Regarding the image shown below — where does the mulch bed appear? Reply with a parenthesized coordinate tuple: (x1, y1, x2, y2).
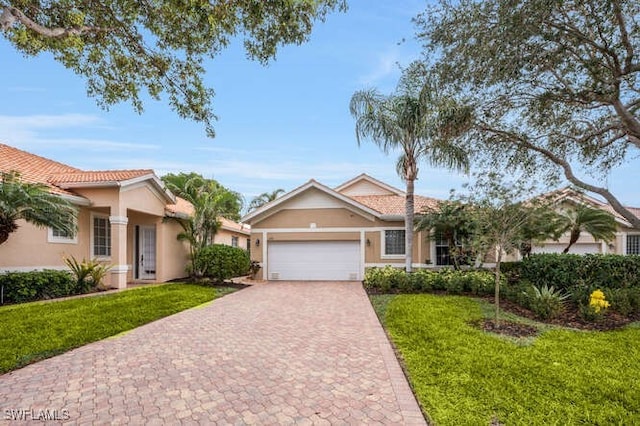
(472, 318, 538, 338)
(484, 296, 639, 332)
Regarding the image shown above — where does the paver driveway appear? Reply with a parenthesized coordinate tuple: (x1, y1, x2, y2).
(1, 282, 425, 425)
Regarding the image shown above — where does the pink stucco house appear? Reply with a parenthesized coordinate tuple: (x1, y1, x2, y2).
(0, 143, 250, 288)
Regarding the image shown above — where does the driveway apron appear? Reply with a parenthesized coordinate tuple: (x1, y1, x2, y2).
(1, 282, 425, 425)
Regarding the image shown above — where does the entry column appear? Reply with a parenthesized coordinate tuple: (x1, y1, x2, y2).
(109, 215, 129, 289)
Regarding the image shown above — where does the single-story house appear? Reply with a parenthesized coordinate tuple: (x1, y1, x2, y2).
(528, 187, 640, 256)
(242, 174, 441, 281)
(0, 143, 249, 288)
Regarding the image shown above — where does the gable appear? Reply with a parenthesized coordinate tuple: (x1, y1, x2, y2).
(335, 174, 404, 197)
(282, 187, 353, 210)
(338, 179, 399, 196)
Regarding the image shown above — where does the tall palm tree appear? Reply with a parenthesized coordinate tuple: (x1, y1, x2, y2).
(558, 205, 617, 253)
(248, 189, 285, 212)
(0, 171, 77, 245)
(350, 65, 469, 272)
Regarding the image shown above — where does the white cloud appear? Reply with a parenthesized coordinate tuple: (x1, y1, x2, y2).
(357, 49, 403, 87)
(0, 113, 158, 152)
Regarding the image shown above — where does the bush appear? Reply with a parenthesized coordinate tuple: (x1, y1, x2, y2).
(193, 244, 250, 282)
(519, 254, 640, 292)
(364, 266, 406, 292)
(364, 267, 496, 295)
(64, 256, 112, 292)
(0, 270, 76, 304)
(527, 284, 570, 320)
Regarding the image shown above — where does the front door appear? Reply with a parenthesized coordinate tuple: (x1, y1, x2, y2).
(138, 226, 156, 280)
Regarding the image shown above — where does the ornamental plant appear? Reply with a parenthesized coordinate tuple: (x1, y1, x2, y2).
(589, 289, 610, 314)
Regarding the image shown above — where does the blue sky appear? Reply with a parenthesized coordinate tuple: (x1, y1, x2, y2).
(1, 0, 638, 208)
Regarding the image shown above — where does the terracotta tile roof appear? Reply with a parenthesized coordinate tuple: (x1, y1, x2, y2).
(349, 194, 439, 216)
(602, 204, 640, 223)
(166, 197, 194, 217)
(220, 217, 251, 235)
(48, 169, 154, 184)
(0, 143, 81, 195)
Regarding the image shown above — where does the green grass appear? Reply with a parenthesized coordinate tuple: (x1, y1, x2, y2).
(373, 294, 640, 425)
(0, 284, 236, 374)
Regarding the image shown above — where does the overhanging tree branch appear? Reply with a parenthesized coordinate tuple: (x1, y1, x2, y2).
(0, 6, 108, 36)
(477, 124, 640, 229)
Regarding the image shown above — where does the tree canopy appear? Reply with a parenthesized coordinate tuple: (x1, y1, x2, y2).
(248, 188, 285, 212)
(0, 171, 77, 245)
(416, 0, 640, 228)
(1, 0, 346, 136)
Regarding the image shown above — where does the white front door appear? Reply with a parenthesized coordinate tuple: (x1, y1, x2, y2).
(139, 226, 157, 280)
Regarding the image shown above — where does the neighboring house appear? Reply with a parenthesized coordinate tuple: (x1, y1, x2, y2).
(529, 187, 640, 256)
(216, 217, 251, 251)
(0, 143, 248, 288)
(241, 174, 440, 281)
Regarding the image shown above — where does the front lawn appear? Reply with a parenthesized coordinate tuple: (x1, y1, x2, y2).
(0, 284, 236, 374)
(374, 294, 640, 425)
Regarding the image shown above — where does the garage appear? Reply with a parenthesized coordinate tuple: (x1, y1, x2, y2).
(267, 241, 361, 281)
(531, 243, 601, 254)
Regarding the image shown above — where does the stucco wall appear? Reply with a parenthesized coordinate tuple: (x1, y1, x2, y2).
(0, 208, 92, 270)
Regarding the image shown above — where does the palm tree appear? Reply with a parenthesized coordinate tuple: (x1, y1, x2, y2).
(558, 205, 617, 253)
(248, 189, 285, 212)
(162, 173, 244, 276)
(0, 171, 77, 245)
(350, 64, 469, 272)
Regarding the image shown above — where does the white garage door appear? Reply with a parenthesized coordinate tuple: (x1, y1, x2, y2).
(267, 241, 361, 281)
(531, 243, 601, 254)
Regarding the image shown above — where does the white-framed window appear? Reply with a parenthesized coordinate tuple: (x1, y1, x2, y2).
(91, 213, 111, 258)
(231, 236, 239, 248)
(382, 229, 405, 257)
(627, 235, 640, 255)
(48, 226, 77, 244)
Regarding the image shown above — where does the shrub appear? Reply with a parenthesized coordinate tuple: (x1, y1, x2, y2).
(465, 271, 495, 295)
(519, 254, 640, 292)
(527, 284, 570, 320)
(64, 256, 112, 292)
(364, 266, 406, 292)
(193, 244, 250, 282)
(0, 270, 75, 304)
(500, 261, 522, 284)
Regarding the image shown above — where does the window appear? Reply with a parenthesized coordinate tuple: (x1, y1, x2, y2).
(383, 230, 405, 256)
(246, 238, 251, 251)
(435, 232, 451, 266)
(231, 236, 239, 248)
(627, 235, 640, 255)
(92, 215, 111, 257)
(48, 226, 77, 244)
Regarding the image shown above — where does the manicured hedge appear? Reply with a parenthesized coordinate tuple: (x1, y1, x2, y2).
(513, 254, 640, 291)
(0, 270, 76, 304)
(364, 266, 496, 296)
(194, 244, 250, 282)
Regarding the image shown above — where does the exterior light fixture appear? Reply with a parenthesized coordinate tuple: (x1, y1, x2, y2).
(255, 238, 260, 247)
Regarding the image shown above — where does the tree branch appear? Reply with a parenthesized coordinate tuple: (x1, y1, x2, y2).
(0, 6, 108, 37)
(477, 124, 640, 229)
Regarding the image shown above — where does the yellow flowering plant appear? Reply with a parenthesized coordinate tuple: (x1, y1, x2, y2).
(589, 289, 610, 314)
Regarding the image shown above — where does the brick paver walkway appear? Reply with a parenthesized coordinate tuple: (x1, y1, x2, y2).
(1, 282, 425, 425)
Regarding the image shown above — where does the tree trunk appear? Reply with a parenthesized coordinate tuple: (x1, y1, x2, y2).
(562, 228, 580, 254)
(494, 247, 503, 326)
(405, 178, 415, 273)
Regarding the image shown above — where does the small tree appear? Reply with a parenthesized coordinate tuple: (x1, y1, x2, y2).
(415, 199, 475, 269)
(461, 174, 555, 326)
(0, 171, 77, 245)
